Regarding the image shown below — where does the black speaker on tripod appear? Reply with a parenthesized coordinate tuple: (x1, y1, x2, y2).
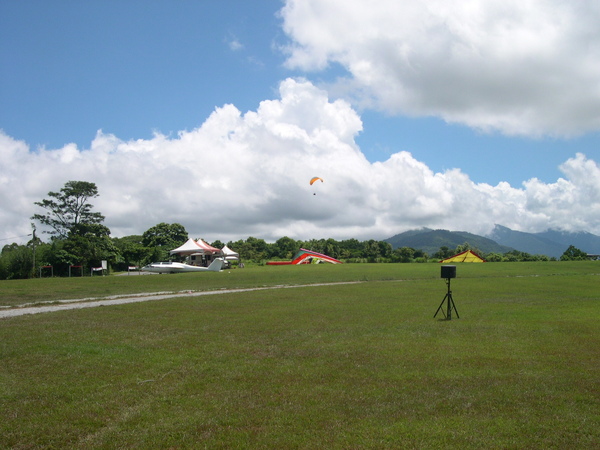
(434, 265, 459, 320)
(440, 265, 456, 279)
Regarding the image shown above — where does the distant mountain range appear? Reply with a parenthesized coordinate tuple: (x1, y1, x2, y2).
(384, 228, 512, 256)
(384, 225, 600, 258)
(489, 225, 600, 258)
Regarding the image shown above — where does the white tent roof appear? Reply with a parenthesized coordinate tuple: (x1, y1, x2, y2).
(196, 239, 222, 254)
(170, 238, 222, 255)
(221, 245, 239, 256)
(221, 245, 239, 260)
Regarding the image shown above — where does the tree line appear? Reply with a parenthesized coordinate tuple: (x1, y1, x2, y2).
(0, 181, 590, 280)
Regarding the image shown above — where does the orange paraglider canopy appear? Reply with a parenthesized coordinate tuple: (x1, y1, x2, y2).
(310, 177, 323, 185)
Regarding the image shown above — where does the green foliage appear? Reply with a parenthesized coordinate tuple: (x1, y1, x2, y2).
(485, 252, 504, 262)
(392, 246, 414, 262)
(433, 245, 452, 259)
(142, 223, 188, 261)
(221, 237, 397, 264)
(227, 236, 269, 262)
(501, 249, 548, 262)
(0, 243, 33, 279)
(112, 235, 151, 270)
(274, 236, 298, 259)
(142, 222, 187, 248)
(210, 239, 225, 250)
(63, 223, 119, 268)
(31, 181, 104, 239)
(362, 239, 382, 262)
(338, 238, 363, 259)
(28, 181, 118, 275)
(560, 244, 587, 261)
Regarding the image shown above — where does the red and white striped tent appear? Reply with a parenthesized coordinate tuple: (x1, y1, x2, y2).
(170, 238, 222, 256)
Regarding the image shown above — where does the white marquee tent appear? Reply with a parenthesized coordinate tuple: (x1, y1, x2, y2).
(170, 238, 222, 256)
(221, 245, 239, 261)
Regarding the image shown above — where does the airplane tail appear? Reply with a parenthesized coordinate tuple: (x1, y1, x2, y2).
(207, 258, 224, 272)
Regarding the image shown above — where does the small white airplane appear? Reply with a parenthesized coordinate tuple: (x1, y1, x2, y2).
(142, 258, 225, 274)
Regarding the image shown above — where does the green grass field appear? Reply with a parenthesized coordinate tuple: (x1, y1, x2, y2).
(1, 262, 599, 448)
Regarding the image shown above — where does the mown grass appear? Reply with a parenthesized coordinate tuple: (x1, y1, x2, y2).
(1, 263, 392, 307)
(1, 261, 597, 307)
(0, 262, 599, 448)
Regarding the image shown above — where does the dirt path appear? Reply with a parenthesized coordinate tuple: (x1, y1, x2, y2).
(0, 282, 363, 319)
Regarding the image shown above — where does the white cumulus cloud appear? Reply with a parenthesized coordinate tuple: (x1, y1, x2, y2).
(280, 0, 600, 136)
(1, 79, 599, 245)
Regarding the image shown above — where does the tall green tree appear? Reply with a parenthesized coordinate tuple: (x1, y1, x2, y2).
(142, 223, 187, 248)
(142, 223, 188, 261)
(274, 236, 298, 259)
(339, 238, 362, 259)
(32, 181, 105, 239)
(113, 235, 153, 269)
(64, 223, 119, 268)
(560, 245, 587, 261)
(0, 243, 33, 279)
(363, 239, 382, 262)
(392, 246, 415, 263)
(31, 181, 117, 273)
(433, 246, 453, 260)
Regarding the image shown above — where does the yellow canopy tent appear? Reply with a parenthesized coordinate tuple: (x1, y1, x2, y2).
(440, 250, 486, 263)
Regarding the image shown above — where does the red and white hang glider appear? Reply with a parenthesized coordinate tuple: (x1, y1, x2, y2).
(267, 248, 342, 265)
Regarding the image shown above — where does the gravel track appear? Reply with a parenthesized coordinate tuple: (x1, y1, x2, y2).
(0, 282, 362, 319)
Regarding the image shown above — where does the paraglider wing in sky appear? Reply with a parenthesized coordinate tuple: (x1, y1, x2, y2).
(310, 177, 323, 195)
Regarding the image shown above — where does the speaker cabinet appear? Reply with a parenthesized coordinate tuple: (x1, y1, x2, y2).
(441, 265, 456, 279)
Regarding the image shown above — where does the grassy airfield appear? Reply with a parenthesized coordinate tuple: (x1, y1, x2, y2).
(1, 262, 598, 448)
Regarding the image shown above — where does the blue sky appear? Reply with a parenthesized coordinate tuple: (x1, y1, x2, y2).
(1, 1, 600, 242)
(1, 1, 287, 149)
(356, 113, 600, 186)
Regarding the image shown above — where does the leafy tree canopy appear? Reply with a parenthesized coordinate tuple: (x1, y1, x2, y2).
(142, 223, 188, 248)
(32, 181, 105, 239)
(63, 223, 118, 267)
(560, 245, 587, 261)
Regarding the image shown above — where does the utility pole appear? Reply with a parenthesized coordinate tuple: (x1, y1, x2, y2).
(30, 224, 37, 278)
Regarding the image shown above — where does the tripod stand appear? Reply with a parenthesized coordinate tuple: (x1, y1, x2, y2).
(434, 277, 459, 320)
